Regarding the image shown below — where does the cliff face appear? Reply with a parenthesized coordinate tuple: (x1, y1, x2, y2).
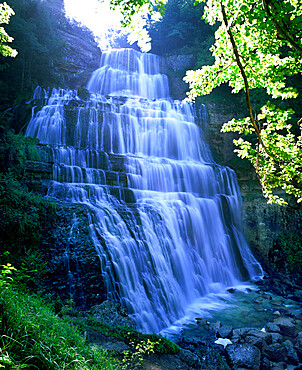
(165, 54, 196, 100)
(45, 0, 102, 89)
(56, 27, 102, 88)
(204, 101, 302, 270)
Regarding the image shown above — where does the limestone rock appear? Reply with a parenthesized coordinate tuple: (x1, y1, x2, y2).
(245, 334, 267, 350)
(273, 317, 297, 337)
(226, 344, 261, 369)
(282, 340, 299, 364)
(271, 332, 283, 344)
(217, 325, 233, 338)
(264, 342, 298, 364)
(247, 329, 272, 344)
(265, 322, 281, 333)
(176, 349, 201, 368)
(90, 300, 135, 329)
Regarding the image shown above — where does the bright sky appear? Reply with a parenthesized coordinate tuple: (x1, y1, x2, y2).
(64, 0, 123, 48)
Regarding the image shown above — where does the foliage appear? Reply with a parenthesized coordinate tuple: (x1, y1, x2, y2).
(0, 0, 65, 110)
(105, 0, 166, 27)
(0, 126, 55, 291)
(0, 260, 15, 290)
(121, 339, 155, 369)
(0, 279, 120, 369)
(0, 2, 17, 59)
(184, 0, 302, 205)
(147, 0, 214, 59)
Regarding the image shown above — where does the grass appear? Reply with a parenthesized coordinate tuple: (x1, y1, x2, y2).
(0, 262, 180, 369)
(0, 284, 120, 369)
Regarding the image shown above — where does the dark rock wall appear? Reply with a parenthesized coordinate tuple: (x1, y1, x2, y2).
(203, 101, 302, 270)
(165, 54, 195, 100)
(41, 202, 106, 308)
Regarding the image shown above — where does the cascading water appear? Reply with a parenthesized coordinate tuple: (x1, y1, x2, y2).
(25, 48, 263, 333)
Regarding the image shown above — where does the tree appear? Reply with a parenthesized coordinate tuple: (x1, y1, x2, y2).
(0, 2, 17, 59)
(184, 0, 302, 205)
(0, 0, 65, 114)
(106, 0, 166, 26)
(147, 0, 214, 59)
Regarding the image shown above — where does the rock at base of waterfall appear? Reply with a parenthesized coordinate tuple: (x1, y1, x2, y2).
(273, 317, 297, 337)
(226, 343, 261, 369)
(89, 300, 135, 329)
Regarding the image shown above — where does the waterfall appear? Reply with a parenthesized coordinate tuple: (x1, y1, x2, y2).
(25, 48, 263, 333)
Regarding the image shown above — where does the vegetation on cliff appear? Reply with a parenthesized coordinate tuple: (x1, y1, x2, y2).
(147, 0, 213, 65)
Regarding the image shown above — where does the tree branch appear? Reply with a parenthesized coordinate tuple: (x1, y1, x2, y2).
(220, 2, 269, 156)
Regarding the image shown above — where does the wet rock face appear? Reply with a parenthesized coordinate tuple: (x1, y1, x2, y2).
(40, 202, 106, 309)
(90, 300, 136, 328)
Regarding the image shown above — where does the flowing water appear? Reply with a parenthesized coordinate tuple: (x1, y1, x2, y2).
(25, 48, 263, 333)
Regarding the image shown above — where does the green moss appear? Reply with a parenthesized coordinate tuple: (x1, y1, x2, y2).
(279, 233, 302, 274)
(78, 316, 180, 355)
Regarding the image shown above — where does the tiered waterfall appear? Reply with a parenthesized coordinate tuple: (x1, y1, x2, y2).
(25, 48, 262, 333)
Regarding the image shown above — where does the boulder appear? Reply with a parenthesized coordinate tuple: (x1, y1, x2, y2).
(264, 343, 287, 363)
(273, 317, 297, 337)
(90, 300, 135, 328)
(226, 344, 261, 369)
(261, 357, 271, 370)
(282, 340, 299, 364)
(264, 342, 298, 364)
(217, 325, 233, 338)
(247, 329, 272, 344)
(271, 332, 283, 344)
(232, 327, 252, 338)
(176, 349, 201, 368)
(270, 362, 286, 369)
(265, 322, 281, 333)
(245, 334, 267, 350)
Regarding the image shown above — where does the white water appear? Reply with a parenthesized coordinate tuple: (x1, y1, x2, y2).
(25, 48, 263, 333)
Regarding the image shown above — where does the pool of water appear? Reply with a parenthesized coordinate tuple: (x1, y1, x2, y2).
(161, 283, 302, 339)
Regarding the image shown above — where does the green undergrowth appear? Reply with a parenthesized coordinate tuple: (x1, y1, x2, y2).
(0, 262, 180, 369)
(74, 316, 180, 355)
(0, 127, 57, 291)
(0, 278, 120, 369)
